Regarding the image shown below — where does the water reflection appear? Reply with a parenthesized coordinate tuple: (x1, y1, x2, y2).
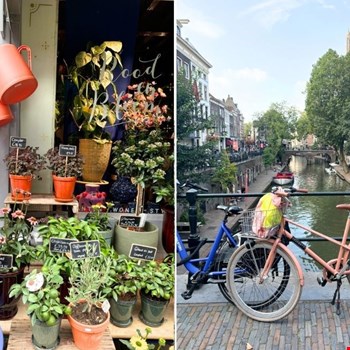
(281, 156, 350, 271)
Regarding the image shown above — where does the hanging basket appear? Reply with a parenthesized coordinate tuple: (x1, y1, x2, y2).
(79, 139, 112, 182)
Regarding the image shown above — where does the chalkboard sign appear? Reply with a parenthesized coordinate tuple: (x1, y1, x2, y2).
(49, 238, 78, 253)
(0, 254, 13, 269)
(59, 144, 77, 157)
(10, 136, 26, 149)
(129, 244, 157, 261)
(70, 240, 100, 259)
(119, 216, 141, 228)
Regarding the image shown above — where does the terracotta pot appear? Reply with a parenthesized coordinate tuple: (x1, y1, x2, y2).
(0, 102, 13, 127)
(67, 305, 110, 350)
(9, 174, 32, 201)
(52, 175, 76, 202)
(79, 139, 112, 182)
(0, 265, 25, 320)
(0, 44, 38, 104)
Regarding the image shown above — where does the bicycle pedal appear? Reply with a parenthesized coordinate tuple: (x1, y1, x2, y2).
(317, 277, 327, 287)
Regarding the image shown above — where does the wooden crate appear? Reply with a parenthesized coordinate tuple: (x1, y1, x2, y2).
(7, 318, 115, 349)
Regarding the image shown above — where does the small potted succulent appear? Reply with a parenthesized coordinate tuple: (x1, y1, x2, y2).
(3, 145, 45, 200)
(45, 147, 84, 202)
(9, 264, 70, 349)
(139, 255, 175, 327)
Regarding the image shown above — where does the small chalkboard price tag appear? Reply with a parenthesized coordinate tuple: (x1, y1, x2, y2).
(49, 238, 78, 253)
(70, 240, 101, 260)
(10, 136, 26, 149)
(0, 254, 13, 269)
(59, 144, 77, 157)
(119, 216, 141, 228)
(129, 244, 157, 261)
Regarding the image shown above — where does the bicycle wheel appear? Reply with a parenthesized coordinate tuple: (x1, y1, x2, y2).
(215, 240, 236, 304)
(226, 240, 302, 322)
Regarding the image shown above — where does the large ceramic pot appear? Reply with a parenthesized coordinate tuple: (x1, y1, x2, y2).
(109, 294, 137, 328)
(0, 265, 26, 320)
(52, 175, 76, 202)
(79, 139, 112, 182)
(139, 289, 169, 327)
(162, 206, 174, 253)
(31, 317, 62, 349)
(67, 305, 110, 350)
(9, 174, 32, 201)
(114, 221, 158, 257)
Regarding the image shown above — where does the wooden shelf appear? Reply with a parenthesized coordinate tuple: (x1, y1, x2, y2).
(0, 298, 174, 342)
(3, 194, 79, 215)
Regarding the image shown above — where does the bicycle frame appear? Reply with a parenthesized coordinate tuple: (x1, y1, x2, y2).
(176, 221, 238, 278)
(260, 209, 350, 283)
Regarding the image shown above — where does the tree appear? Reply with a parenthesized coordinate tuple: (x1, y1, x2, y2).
(211, 151, 237, 191)
(254, 102, 298, 166)
(306, 49, 350, 173)
(177, 70, 218, 183)
(296, 112, 313, 142)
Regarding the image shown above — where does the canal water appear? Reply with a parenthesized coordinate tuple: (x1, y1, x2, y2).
(283, 156, 350, 271)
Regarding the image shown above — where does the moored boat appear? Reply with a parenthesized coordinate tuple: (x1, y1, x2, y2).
(325, 167, 336, 174)
(272, 171, 294, 185)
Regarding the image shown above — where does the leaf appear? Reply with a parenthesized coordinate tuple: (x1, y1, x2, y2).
(27, 303, 40, 313)
(75, 52, 92, 68)
(28, 294, 38, 303)
(104, 41, 122, 53)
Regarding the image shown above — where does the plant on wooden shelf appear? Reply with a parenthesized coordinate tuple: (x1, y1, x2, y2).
(45, 146, 84, 202)
(65, 254, 112, 350)
(104, 254, 143, 327)
(139, 254, 174, 327)
(3, 145, 46, 200)
(68, 41, 124, 182)
(9, 264, 71, 349)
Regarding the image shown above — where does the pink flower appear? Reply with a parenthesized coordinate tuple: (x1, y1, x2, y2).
(0, 208, 11, 216)
(11, 210, 25, 220)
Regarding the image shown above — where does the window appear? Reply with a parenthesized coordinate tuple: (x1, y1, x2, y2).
(183, 62, 190, 79)
(177, 57, 182, 71)
(204, 85, 208, 101)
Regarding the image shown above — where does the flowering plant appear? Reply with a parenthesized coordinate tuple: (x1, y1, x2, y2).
(119, 327, 173, 350)
(84, 202, 115, 231)
(120, 82, 170, 131)
(0, 197, 36, 271)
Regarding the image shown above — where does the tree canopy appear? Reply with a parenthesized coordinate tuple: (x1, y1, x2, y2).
(306, 49, 350, 172)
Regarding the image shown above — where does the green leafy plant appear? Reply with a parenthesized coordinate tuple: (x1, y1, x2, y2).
(66, 254, 112, 315)
(0, 200, 35, 271)
(141, 254, 174, 301)
(69, 41, 123, 140)
(120, 327, 171, 350)
(9, 265, 70, 326)
(84, 202, 114, 231)
(45, 147, 84, 178)
(105, 254, 143, 301)
(3, 146, 46, 179)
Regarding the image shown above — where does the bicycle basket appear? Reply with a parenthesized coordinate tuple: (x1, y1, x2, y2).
(241, 208, 283, 238)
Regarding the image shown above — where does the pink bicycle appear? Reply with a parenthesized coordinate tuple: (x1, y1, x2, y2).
(226, 186, 350, 322)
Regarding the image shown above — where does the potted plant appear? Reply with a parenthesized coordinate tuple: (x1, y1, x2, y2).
(0, 200, 36, 319)
(65, 254, 112, 350)
(139, 255, 174, 327)
(105, 254, 143, 327)
(68, 41, 124, 182)
(45, 146, 84, 202)
(83, 202, 116, 246)
(3, 145, 45, 200)
(9, 264, 71, 349)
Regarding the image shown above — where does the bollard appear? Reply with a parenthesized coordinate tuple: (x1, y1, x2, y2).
(186, 188, 201, 289)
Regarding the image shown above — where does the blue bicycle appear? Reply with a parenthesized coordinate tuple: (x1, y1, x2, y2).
(177, 181, 243, 302)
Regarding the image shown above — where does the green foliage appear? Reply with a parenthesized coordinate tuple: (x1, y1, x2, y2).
(120, 328, 168, 350)
(296, 112, 313, 141)
(9, 265, 66, 326)
(211, 152, 237, 190)
(306, 49, 350, 172)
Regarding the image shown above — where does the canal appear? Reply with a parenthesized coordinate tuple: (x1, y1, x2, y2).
(284, 156, 350, 271)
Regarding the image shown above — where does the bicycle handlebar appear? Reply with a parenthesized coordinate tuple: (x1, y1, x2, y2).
(271, 186, 308, 196)
(180, 180, 209, 192)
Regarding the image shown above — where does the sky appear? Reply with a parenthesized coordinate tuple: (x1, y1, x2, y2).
(176, 0, 350, 121)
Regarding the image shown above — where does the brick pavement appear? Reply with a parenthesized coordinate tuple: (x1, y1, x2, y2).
(176, 166, 350, 350)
